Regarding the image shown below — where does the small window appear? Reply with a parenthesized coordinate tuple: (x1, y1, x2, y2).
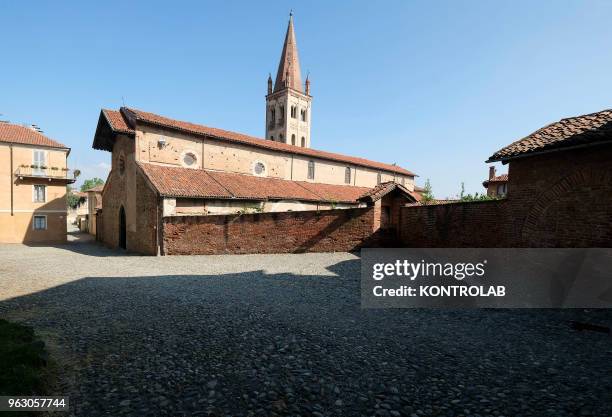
(401, 177, 405, 186)
(301, 137, 306, 147)
(307, 160, 315, 180)
(300, 109, 307, 122)
(291, 105, 297, 118)
(377, 173, 382, 184)
(118, 154, 126, 175)
(253, 161, 267, 176)
(279, 133, 284, 142)
(183, 152, 197, 167)
(33, 215, 47, 230)
(291, 134, 296, 145)
(270, 135, 274, 141)
(279, 106, 285, 120)
(33, 185, 46, 202)
(345, 167, 351, 184)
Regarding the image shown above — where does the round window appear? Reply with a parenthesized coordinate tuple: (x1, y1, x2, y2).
(183, 152, 197, 166)
(253, 161, 266, 176)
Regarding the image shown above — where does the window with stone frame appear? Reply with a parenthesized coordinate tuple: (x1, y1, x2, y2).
(33, 185, 46, 203)
(345, 167, 351, 184)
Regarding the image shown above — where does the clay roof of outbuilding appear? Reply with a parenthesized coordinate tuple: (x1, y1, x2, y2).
(482, 174, 508, 187)
(357, 181, 419, 203)
(139, 163, 385, 204)
(0, 122, 68, 149)
(487, 109, 612, 162)
(95, 107, 415, 176)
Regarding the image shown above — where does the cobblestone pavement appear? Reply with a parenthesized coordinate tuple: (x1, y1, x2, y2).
(1, 240, 611, 417)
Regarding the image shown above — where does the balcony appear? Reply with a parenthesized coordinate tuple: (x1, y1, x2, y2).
(15, 165, 77, 183)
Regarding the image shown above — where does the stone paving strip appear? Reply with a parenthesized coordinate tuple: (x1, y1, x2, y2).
(0, 241, 611, 417)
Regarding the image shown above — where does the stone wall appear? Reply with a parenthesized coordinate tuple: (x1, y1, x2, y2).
(162, 207, 382, 255)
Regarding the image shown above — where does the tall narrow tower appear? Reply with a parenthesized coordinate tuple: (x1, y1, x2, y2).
(265, 13, 312, 148)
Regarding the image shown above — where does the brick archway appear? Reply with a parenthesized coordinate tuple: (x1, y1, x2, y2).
(520, 167, 612, 246)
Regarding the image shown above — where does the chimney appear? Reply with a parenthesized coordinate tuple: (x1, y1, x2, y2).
(489, 166, 496, 180)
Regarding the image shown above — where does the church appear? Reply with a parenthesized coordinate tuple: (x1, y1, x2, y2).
(92, 14, 417, 254)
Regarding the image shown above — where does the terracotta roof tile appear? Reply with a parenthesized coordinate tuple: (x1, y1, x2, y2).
(482, 174, 508, 187)
(297, 181, 371, 203)
(0, 122, 67, 149)
(139, 163, 379, 204)
(85, 185, 105, 193)
(102, 109, 133, 135)
(488, 109, 612, 161)
(206, 171, 322, 201)
(139, 164, 232, 199)
(358, 181, 419, 203)
(109, 107, 414, 176)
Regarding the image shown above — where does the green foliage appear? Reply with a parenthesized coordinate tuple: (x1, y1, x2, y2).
(421, 179, 434, 203)
(66, 189, 80, 209)
(457, 182, 499, 202)
(80, 177, 104, 192)
(0, 319, 49, 397)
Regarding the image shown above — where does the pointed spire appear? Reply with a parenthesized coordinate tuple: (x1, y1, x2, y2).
(274, 12, 302, 93)
(267, 73, 273, 94)
(305, 73, 310, 95)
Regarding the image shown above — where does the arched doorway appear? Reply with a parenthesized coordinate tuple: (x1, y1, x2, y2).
(119, 206, 127, 249)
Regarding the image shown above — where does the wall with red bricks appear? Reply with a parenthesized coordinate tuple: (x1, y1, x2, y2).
(400, 143, 612, 248)
(399, 200, 510, 247)
(162, 207, 382, 255)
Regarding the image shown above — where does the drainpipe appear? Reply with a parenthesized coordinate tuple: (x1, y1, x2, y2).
(9, 144, 14, 216)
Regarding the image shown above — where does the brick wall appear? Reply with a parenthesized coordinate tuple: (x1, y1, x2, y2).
(400, 143, 612, 248)
(507, 144, 612, 247)
(400, 200, 510, 247)
(162, 207, 381, 255)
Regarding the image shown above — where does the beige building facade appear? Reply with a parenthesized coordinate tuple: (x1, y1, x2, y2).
(0, 123, 74, 243)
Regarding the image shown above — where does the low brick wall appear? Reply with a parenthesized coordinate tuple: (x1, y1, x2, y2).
(162, 207, 382, 255)
(400, 200, 510, 247)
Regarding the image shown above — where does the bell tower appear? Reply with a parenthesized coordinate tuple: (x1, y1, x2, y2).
(265, 13, 312, 148)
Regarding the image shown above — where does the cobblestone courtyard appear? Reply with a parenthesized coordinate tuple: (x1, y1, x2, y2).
(0, 239, 611, 417)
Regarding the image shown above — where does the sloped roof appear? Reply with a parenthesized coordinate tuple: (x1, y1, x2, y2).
(0, 122, 68, 149)
(487, 109, 612, 162)
(85, 184, 105, 193)
(94, 107, 415, 177)
(139, 163, 375, 204)
(358, 181, 419, 203)
(483, 174, 508, 185)
(273, 14, 303, 93)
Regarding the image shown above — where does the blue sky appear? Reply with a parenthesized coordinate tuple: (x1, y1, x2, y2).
(2, 1, 611, 197)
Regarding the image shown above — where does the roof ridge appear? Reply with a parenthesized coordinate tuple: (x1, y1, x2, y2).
(116, 107, 415, 176)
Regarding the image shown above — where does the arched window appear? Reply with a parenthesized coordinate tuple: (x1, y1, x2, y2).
(270, 135, 274, 141)
(377, 172, 382, 184)
(269, 108, 275, 128)
(279, 133, 284, 142)
(345, 167, 351, 184)
(307, 160, 315, 180)
(301, 137, 306, 147)
(291, 134, 296, 145)
(279, 105, 285, 120)
(300, 109, 307, 121)
(291, 105, 297, 118)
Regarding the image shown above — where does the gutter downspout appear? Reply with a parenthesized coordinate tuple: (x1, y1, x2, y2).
(9, 144, 14, 216)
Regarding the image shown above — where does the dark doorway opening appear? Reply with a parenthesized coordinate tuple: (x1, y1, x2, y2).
(119, 206, 127, 249)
